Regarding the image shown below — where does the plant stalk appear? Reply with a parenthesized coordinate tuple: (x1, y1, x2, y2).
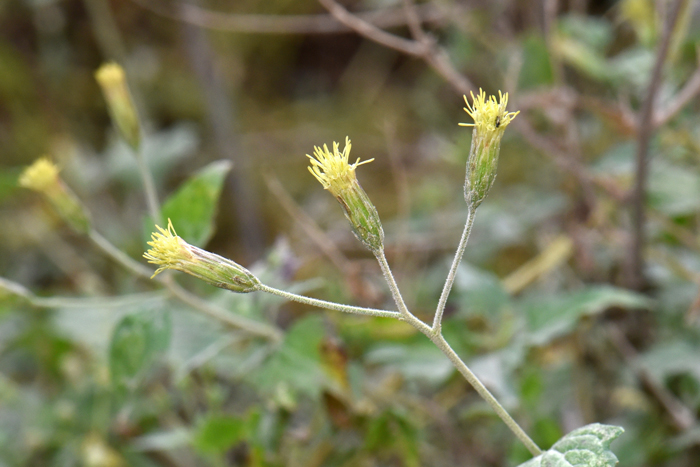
(258, 283, 402, 319)
(433, 206, 475, 331)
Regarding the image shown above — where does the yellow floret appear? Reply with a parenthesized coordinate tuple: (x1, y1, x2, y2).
(143, 219, 190, 278)
(19, 157, 60, 192)
(459, 89, 520, 134)
(307, 137, 373, 195)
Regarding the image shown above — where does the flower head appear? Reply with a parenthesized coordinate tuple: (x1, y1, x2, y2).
(144, 219, 260, 293)
(143, 220, 187, 278)
(19, 157, 60, 192)
(459, 89, 519, 208)
(95, 62, 141, 150)
(459, 89, 519, 134)
(307, 137, 374, 197)
(307, 138, 384, 253)
(19, 157, 91, 233)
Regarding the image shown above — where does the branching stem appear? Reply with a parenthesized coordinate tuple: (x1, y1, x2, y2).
(258, 283, 401, 320)
(433, 206, 475, 331)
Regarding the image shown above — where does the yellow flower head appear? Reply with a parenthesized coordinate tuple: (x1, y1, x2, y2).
(19, 157, 60, 192)
(143, 219, 190, 278)
(307, 137, 373, 195)
(144, 219, 261, 292)
(459, 89, 519, 134)
(95, 62, 126, 89)
(95, 62, 141, 150)
(459, 90, 519, 208)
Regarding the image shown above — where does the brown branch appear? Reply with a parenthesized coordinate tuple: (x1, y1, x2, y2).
(319, 0, 475, 94)
(653, 62, 700, 128)
(129, 0, 447, 35)
(628, 0, 684, 290)
(317, 0, 424, 54)
(263, 173, 351, 273)
(608, 325, 696, 431)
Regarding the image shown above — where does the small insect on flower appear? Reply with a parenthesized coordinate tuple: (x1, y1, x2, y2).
(459, 89, 519, 208)
(459, 88, 519, 134)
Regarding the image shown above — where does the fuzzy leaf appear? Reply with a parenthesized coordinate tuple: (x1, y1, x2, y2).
(158, 160, 231, 247)
(518, 423, 624, 467)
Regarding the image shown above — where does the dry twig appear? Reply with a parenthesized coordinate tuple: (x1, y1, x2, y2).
(628, 0, 685, 290)
(129, 0, 448, 34)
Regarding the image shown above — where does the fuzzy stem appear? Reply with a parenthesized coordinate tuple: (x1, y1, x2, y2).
(133, 144, 161, 224)
(373, 249, 432, 335)
(373, 246, 541, 456)
(257, 283, 402, 319)
(88, 229, 282, 340)
(429, 333, 542, 456)
(433, 206, 476, 331)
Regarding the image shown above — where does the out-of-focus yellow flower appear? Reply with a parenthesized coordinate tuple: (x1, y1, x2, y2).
(459, 89, 519, 208)
(307, 138, 384, 252)
(19, 157, 91, 233)
(18, 157, 59, 192)
(95, 62, 141, 150)
(144, 219, 260, 293)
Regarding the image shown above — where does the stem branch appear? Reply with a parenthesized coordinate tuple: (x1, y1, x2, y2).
(433, 206, 475, 331)
(258, 283, 401, 319)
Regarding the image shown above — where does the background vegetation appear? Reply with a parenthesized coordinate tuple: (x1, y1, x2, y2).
(1, 0, 700, 465)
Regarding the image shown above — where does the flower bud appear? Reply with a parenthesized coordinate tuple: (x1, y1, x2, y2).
(459, 89, 519, 208)
(95, 62, 141, 151)
(144, 219, 261, 293)
(307, 137, 384, 253)
(19, 157, 91, 233)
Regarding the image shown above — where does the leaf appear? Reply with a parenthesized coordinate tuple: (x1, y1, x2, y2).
(193, 415, 247, 454)
(158, 160, 232, 247)
(365, 340, 453, 385)
(518, 423, 624, 467)
(250, 316, 328, 399)
(638, 341, 700, 384)
(109, 309, 171, 389)
(518, 34, 555, 89)
(523, 286, 649, 346)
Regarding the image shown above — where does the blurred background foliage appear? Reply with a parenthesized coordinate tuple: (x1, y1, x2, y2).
(1, 0, 700, 465)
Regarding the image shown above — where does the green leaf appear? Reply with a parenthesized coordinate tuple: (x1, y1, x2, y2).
(109, 309, 171, 388)
(158, 160, 232, 247)
(366, 340, 453, 385)
(518, 35, 555, 89)
(518, 423, 624, 467)
(523, 286, 649, 346)
(193, 415, 247, 454)
(250, 316, 327, 399)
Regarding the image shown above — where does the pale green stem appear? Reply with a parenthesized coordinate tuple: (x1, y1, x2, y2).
(166, 278, 282, 341)
(89, 229, 153, 278)
(432, 206, 476, 332)
(429, 333, 542, 457)
(133, 144, 161, 224)
(373, 250, 432, 335)
(88, 229, 282, 340)
(373, 247, 541, 456)
(0, 277, 164, 309)
(257, 283, 402, 319)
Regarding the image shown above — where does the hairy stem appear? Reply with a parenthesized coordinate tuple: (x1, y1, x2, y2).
(429, 333, 542, 456)
(374, 246, 541, 456)
(373, 249, 432, 334)
(89, 229, 282, 340)
(258, 283, 402, 319)
(433, 206, 475, 331)
(133, 144, 162, 224)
